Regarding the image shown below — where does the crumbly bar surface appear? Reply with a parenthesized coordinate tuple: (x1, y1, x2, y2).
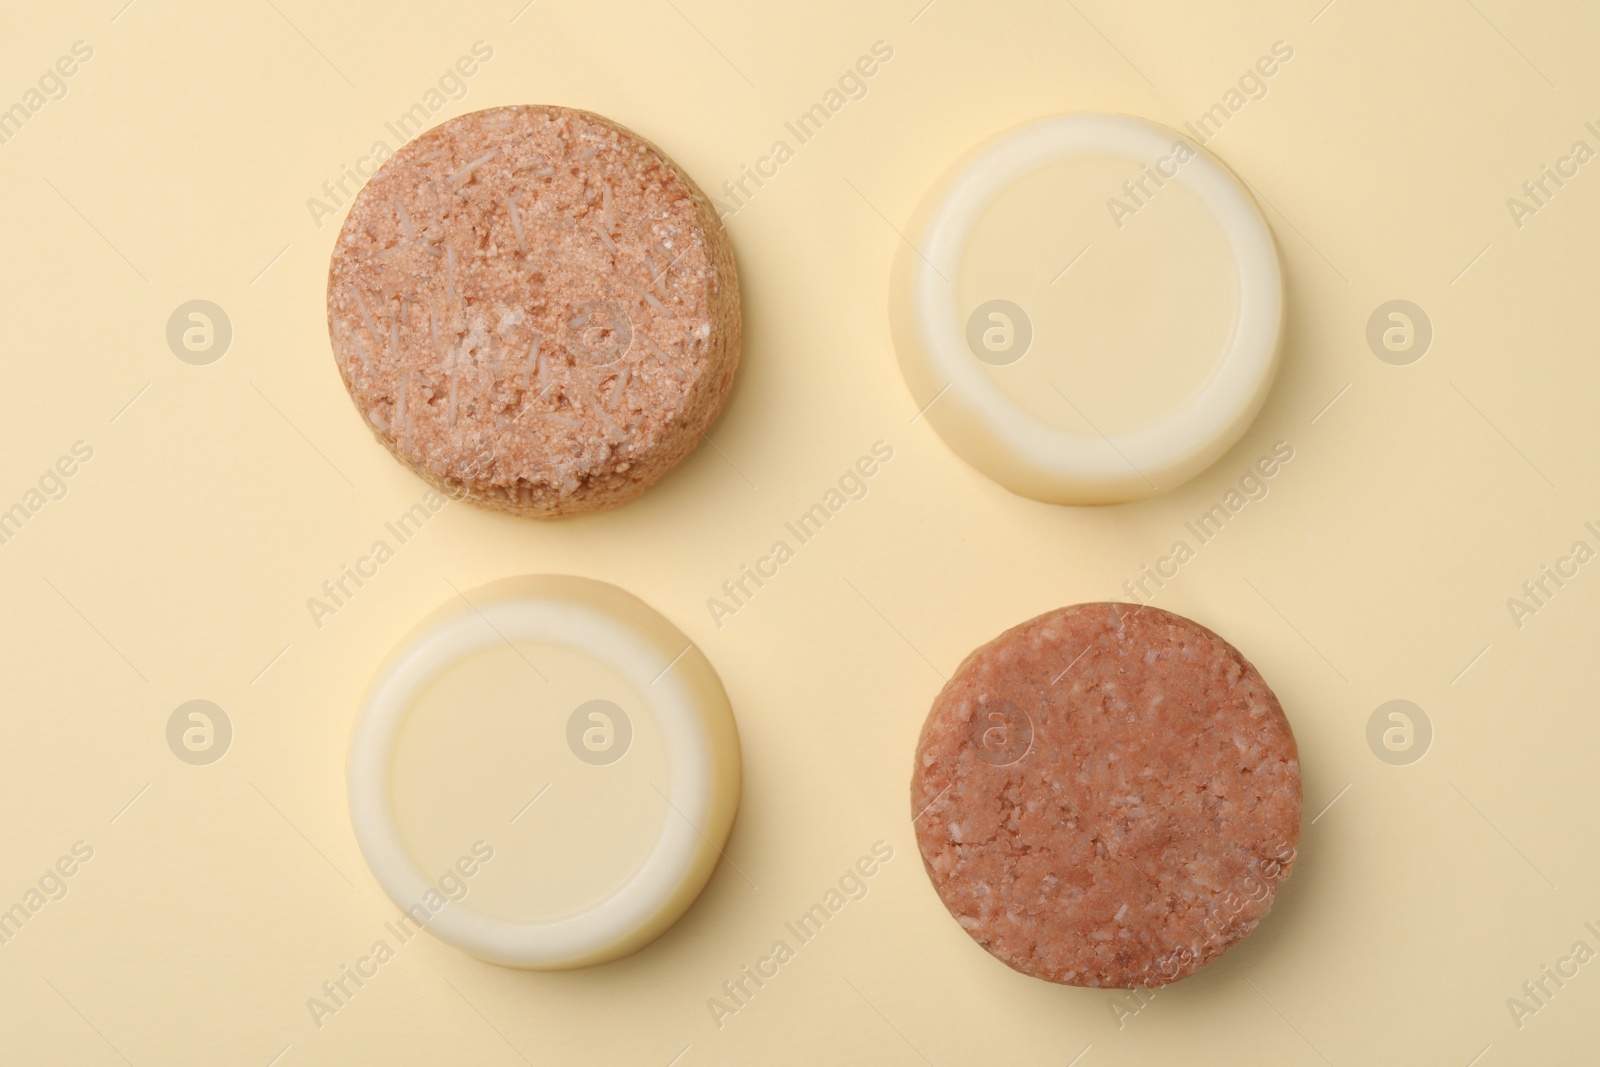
(912, 603, 1301, 988)
(327, 105, 740, 516)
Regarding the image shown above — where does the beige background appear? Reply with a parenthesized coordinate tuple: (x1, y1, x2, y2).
(2, 0, 1597, 1063)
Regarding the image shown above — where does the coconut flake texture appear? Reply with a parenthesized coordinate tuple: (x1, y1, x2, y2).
(911, 603, 1302, 988)
(327, 105, 740, 516)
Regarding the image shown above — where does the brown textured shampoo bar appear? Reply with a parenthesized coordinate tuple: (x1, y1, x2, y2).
(912, 603, 1301, 988)
(327, 105, 740, 516)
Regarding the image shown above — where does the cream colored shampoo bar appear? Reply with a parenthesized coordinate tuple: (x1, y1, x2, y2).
(348, 575, 741, 968)
(891, 114, 1283, 504)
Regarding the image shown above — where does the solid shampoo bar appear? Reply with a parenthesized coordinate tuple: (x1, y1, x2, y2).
(348, 575, 741, 968)
(891, 114, 1283, 505)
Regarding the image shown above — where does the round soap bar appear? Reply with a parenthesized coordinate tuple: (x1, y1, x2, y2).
(890, 114, 1282, 505)
(911, 603, 1300, 988)
(327, 105, 741, 517)
(348, 575, 741, 968)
